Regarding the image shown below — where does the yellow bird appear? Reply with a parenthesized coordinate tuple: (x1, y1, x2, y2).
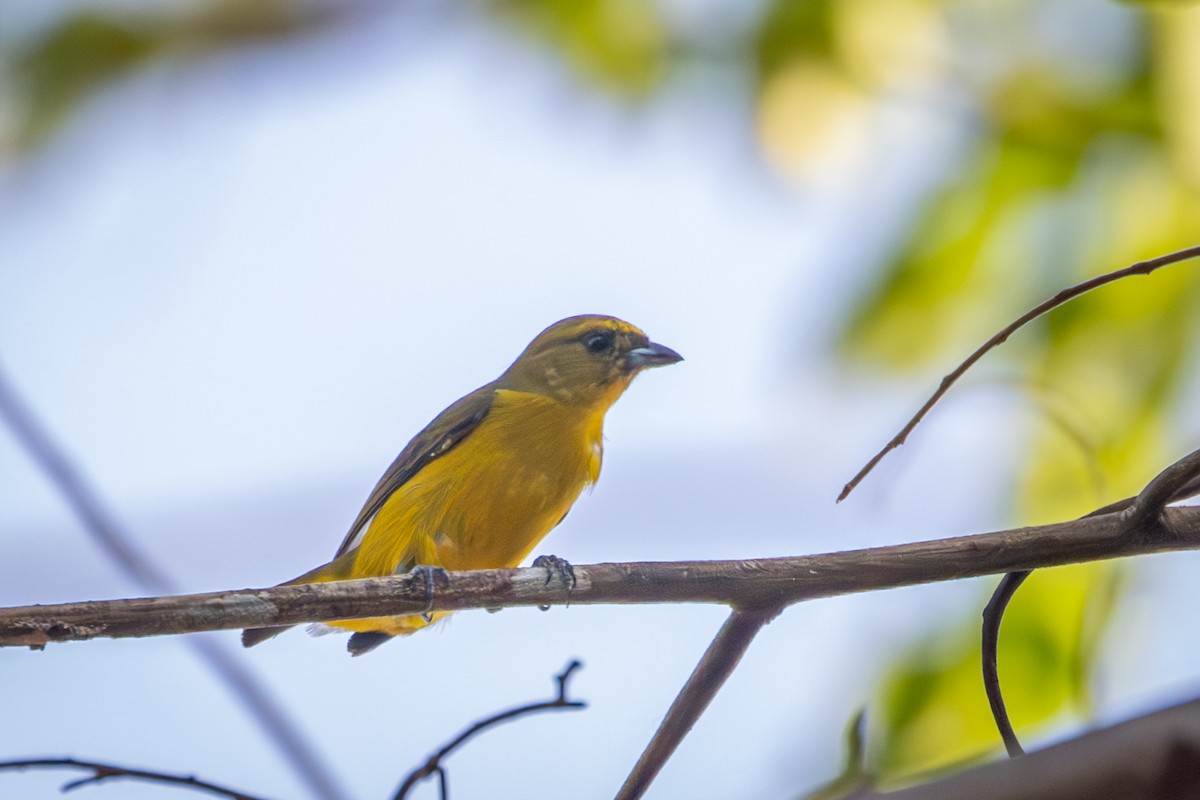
(243, 315, 682, 655)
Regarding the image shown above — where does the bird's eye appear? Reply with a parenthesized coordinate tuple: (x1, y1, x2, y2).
(583, 330, 615, 354)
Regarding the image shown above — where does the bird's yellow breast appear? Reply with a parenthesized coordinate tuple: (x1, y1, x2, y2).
(351, 389, 603, 581)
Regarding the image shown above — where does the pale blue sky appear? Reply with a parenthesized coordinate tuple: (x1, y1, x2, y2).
(3, 5, 1199, 800)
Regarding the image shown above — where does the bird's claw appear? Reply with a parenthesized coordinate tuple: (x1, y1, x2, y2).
(408, 565, 450, 622)
(532, 554, 576, 611)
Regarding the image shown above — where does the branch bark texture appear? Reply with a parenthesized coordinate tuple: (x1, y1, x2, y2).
(3, 505, 1199, 647)
(861, 697, 1200, 800)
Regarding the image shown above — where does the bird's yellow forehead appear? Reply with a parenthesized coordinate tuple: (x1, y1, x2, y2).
(524, 315, 648, 352)
(541, 315, 644, 340)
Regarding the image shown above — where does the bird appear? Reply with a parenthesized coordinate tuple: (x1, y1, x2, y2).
(242, 315, 682, 655)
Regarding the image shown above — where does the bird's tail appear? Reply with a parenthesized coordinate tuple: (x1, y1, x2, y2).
(242, 625, 290, 648)
(241, 552, 357, 648)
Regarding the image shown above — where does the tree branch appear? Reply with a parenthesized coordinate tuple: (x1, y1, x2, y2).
(392, 660, 586, 800)
(981, 570, 1030, 757)
(1125, 448, 1200, 532)
(1, 665, 586, 800)
(5, 454, 1197, 800)
(0, 758, 271, 800)
(982, 448, 1200, 756)
(614, 605, 781, 800)
(838, 244, 1200, 502)
(855, 696, 1200, 800)
(3, 505, 1199, 647)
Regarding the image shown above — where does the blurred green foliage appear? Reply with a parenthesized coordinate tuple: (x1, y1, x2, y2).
(755, 0, 837, 81)
(6, 0, 331, 148)
(493, 0, 669, 95)
(834, 1, 1200, 787)
(5, 0, 1200, 792)
(866, 562, 1124, 782)
(13, 15, 158, 147)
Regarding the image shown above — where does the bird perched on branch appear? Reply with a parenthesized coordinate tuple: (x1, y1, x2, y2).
(242, 315, 682, 655)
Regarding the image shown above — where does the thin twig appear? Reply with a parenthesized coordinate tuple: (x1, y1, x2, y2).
(0, 758, 271, 800)
(0, 363, 347, 800)
(838, 244, 1200, 503)
(392, 660, 586, 800)
(4, 506, 1200, 645)
(614, 605, 781, 800)
(1124, 448, 1200, 532)
(981, 571, 1030, 757)
(981, 448, 1200, 756)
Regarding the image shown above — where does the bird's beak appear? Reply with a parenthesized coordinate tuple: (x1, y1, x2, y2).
(625, 341, 684, 370)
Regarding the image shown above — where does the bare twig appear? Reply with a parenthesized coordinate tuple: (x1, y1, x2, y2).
(392, 660, 586, 800)
(1124, 448, 1200, 532)
(614, 605, 781, 800)
(855, 695, 1200, 800)
(981, 448, 1200, 757)
(4, 506, 1200, 646)
(831, 245, 1200, 753)
(0, 758, 270, 800)
(981, 570, 1030, 757)
(838, 244, 1200, 503)
(0, 364, 347, 800)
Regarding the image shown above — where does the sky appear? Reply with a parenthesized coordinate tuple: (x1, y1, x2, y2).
(3, 4, 1200, 800)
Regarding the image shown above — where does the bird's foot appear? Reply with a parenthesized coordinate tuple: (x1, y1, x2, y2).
(532, 554, 576, 611)
(407, 564, 450, 623)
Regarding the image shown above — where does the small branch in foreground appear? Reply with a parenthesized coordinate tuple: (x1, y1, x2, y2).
(981, 447, 1200, 756)
(614, 605, 781, 800)
(0, 758, 269, 800)
(856, 695, 1200, 800)
(838, 244, 1200, 503)
(392, 660, 586, 800)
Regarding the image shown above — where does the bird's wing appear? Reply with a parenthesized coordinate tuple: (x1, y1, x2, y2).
(334, 383, 496, 557)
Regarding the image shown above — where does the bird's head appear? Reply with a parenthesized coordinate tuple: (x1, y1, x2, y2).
(499, 315, 682, 408)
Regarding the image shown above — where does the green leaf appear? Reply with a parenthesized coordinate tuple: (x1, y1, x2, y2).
(14, 14, 159, 147)
(9, 3, 336, 149)
(491, 0, 669, 95)
(754, 0, 838, 86)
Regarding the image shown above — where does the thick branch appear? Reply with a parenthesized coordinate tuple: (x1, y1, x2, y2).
(858, 696, 1200, 800)
(3, 505, 1199, 646)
